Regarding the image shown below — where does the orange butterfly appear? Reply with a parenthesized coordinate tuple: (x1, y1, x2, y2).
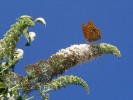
(82, 21, 101, 42)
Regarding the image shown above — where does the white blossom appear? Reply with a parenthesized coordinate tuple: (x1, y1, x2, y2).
(35, 17, 46, 26)
(14, 49, 24, 58)
(29, 32, 36, 42)
(50, 44, 94, 67)
(7, 93, 15, 100)
(49, 43, 121, 69)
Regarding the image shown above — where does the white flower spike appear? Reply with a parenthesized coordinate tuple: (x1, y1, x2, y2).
(35, 17, 46, 27)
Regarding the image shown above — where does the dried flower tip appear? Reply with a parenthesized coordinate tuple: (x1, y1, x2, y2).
(35, 17, 46, 27)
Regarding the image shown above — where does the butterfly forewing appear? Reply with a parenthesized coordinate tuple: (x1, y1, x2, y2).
(88, 21, 96, 29)
(82, 24, 89, 42)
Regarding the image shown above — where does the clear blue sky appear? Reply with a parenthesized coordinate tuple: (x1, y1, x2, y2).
(0, 0, 132, 100)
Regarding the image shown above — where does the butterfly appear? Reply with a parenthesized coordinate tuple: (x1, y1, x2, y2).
(82, 21, 101, 42)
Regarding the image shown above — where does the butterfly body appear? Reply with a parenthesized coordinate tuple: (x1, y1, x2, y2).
(82, 21, 101, 42)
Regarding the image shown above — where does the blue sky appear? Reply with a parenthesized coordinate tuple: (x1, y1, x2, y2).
(0, 0, 133, 100)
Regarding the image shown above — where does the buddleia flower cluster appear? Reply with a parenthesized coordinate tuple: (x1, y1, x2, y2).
(0, 15, 121, 100)
(24, 43, 120, 90)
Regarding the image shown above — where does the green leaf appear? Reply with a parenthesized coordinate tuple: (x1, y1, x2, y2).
(41, 93, 49, 100)
(0, 82, 7, 94)
(16, 95, 22, 100)
(23, 28, 30, 43)
(0, 82, 6, 89)
(23, 94, 28, 100)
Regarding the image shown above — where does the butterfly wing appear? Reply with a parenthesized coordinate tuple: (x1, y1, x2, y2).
(82, 24, 90, 42)
(88, 21, 101, 42)
(96, 29, 101, 39)
(89, 28, 101, 42)
(82, 21, 101, 42)
(88, 21, 96, 29)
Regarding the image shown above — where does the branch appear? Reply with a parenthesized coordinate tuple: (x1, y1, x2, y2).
(0, 16, 34, 61)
